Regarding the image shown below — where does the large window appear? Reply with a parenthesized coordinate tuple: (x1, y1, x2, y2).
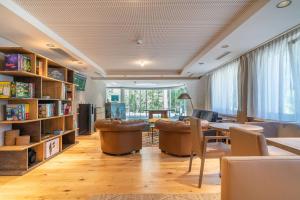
(106, 86, 187, 119)
(210, 59, 239, 115)
(247, 28, 300, 122)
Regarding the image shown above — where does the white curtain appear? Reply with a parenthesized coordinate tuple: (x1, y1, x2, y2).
(211, 59, 239, 115)
(247, 27, 300, 122)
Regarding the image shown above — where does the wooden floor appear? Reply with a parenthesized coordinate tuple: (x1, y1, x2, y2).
(0, 133, 220, 200)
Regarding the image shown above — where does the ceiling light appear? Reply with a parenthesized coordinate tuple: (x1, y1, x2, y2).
(136, 39, 143, 45)
(46, 43, 55, 48)
(198, 62, 204, 65)
(77, 61, 83, 64)
(221, 44, 229, 48)
(276, 0, 292, 8)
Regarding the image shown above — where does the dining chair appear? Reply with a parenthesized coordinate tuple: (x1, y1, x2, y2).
(188, 117, 230, 188)
(230, 127, 295, 156)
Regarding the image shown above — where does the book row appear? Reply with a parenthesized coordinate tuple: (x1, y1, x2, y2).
(0, 81, 35, 98)
(5, 102, 72, 121)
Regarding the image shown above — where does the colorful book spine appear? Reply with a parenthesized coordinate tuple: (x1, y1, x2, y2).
(39, 104, 55, 118)
(4, 54, 32, 72)
(0, 82, 11, 98)
(5, 104, 29, 121)
(10, 82, 34, 98)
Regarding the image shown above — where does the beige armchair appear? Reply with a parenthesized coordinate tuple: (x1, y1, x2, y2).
(221, 156, 300, 200)
(230, 127, 295, 156)
(188, 117, 230, 188)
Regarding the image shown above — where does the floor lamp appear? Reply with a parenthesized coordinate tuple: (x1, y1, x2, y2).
(178, 93, 194, 115)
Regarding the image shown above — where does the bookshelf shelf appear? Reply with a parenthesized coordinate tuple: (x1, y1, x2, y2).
(0, 47, 77, 176)
(0, 114, 74, 124)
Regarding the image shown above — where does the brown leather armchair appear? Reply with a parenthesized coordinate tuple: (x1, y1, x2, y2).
(95, 119, 147, 155)
(155, 120, 191, 156)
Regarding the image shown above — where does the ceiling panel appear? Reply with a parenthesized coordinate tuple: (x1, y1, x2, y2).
(13, 0, 257, 73)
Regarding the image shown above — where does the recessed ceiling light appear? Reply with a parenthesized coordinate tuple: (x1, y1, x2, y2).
(46, 43, 55, 48)
(77, 61, 83, 64)
(139, 61, 145, 67)
(198, 62, 204, 65)
(276, 0, 292, 8)
(221, 44, 229, 48)
(136, 39, 143, 45)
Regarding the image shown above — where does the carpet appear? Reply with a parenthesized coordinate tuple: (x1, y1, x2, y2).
(142, 131, 159, 147)
(90, 193, 220, 200)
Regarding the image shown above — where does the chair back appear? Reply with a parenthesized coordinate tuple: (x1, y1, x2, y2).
(190, 117, 204, 155)
(230, 127, 268, 156)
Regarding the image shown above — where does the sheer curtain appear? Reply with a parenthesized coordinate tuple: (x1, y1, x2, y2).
(247, 27, 300, 122)
(211, 59, 239, 115)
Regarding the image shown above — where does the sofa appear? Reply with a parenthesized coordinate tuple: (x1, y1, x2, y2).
(94, 119, 147, 155)
(155, 120, 191, 156)
(246, 121, 300, 138)
(179, 109, 219, 122)
(221, 156, 300, 200)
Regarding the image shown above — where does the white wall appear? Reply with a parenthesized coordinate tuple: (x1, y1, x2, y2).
(184, 79, 207, 115)
(75, 76, 106, 107)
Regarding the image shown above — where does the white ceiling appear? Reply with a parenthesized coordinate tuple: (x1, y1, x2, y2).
(0, 0, 299, 78)
(10, 0, 260, 75)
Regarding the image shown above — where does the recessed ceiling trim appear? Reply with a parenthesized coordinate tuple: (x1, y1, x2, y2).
(0, 0, 106, 76)
(92, 76, 200, 80)
(107, 69, 181, 76)
(180, 0, 269, 75)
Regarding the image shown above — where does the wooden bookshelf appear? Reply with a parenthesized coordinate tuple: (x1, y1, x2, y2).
(0, 47, 77, 176)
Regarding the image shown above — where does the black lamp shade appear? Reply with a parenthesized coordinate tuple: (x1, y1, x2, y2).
(178, 93, 191, 100)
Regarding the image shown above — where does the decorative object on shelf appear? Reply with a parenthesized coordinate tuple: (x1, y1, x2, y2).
(16, 135, 30, 146)
(42, 96, 51, 99)
(53, 130, 63, 135)
(4, 54, 31, 72)
(48, 67, 65, 81)
(74, 72, 86, 91)
(178, 92, 194, 110)
(45, 138, 60, 159)
(5, 104, 29, 120)
(28, 148, 37, 165)
(36, 58, 44, 75)
(4, 129, 20, 146)
(38, 103, 55, 118)
(62, 102, 72, 115)
(11, 82, 35, 98)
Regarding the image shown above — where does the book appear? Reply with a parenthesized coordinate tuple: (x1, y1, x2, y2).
(5, 104, 29, 121)
(0, 82, 11, 98)
(36, 59, 44, 75)
(48, 67, 65, 81)
(57, 101, 64, 116)
(11, 82, 34, 98)
(4, 54, 32, 72)
(38, 103, 55, 118)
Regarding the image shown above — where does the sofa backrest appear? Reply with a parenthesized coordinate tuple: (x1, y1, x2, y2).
(278, 123, 300, 137)
(192, 109, 218, 122)
(221, 156, 300, 200)
(246, 122, 300, 138)
(246, 122, 280, 138)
